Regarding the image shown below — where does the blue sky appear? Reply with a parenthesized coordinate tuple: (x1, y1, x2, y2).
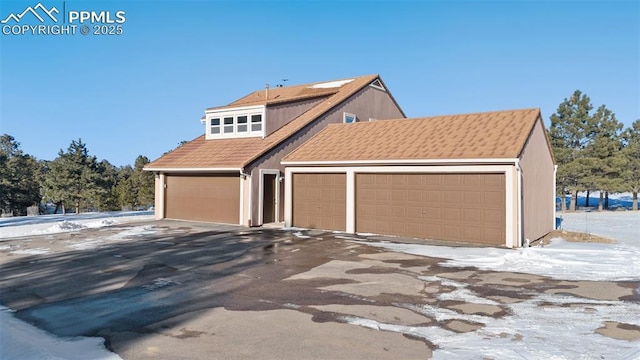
(1, 0, 638, 166)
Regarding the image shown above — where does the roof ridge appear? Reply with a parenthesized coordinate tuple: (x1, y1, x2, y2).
(205, 74, 380, 110)
(318, 108, 540, 127)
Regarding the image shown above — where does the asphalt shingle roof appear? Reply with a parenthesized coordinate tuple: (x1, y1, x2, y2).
(146, 75, 380, 170)
(281, 108, 542, 163)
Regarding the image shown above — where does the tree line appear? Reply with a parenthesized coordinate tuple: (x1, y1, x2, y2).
(0, 135, 155, 216)
(548, 90, 639, 211)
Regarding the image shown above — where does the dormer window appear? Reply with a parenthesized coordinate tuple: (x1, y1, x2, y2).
(204, 105, 265, 139)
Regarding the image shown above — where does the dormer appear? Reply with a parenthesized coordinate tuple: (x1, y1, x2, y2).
(204, 105, 266, 140)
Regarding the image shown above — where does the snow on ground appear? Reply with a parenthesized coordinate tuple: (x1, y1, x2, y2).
(0, 306, 122, 360)
(360, 211, 640, 281)
(1, 211, 157, 360)
(0, 211, 154, 240)
(347, 211, 640, 358)
(345, 291, 640, 359)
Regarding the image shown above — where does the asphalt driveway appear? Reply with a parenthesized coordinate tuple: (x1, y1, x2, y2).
(0, 220, 638, 359)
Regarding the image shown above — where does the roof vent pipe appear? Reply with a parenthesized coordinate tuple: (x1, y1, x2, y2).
(265, 84, 269, 100)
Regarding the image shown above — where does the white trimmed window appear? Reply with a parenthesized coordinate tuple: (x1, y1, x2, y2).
(204, 105, 265, 139)
(343, 112, 357, 124)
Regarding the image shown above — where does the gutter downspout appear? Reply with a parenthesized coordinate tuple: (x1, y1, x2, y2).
(240, 168, 252, 226)
(515, 161, 523, 248)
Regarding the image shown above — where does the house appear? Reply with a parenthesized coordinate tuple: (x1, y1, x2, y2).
(144, 75, 405, 226)
(281, 108, 556, 248)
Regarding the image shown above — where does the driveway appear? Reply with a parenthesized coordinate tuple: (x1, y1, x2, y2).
(0, 220, 638, 359)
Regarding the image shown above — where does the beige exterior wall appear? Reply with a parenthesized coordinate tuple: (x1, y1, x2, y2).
(154, 173, 165, 220)
(248, 85, 405, 225)
(265, 97, 326, 137)
(519, 117, 555, 242)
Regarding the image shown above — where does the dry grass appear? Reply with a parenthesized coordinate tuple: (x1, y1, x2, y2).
(538, 230, 616, 245)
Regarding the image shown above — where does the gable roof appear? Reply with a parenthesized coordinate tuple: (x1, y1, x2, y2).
(281, 108, 543, 164)
(146, 74, 388, 170)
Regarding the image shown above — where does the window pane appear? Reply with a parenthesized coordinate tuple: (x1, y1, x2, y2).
(211, 118, 220, 126)
(251, 114, 262, 132)
(238, 115, 248, 124)
(224, 117, 233, 125)
(238, 124, 247, 132)
(212, 127, 220, 134)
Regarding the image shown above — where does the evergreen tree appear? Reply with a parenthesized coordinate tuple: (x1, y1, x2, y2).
(132, 155, 154, 208)
(94, 159, 120, 211)
(581, 105, 624, 210)
(622, 119, 640, 210)
(115, 165, 136, 209)
(42, 139, 104, 214)
(0, 135, 42, 215)
(548, 90, 596, 211)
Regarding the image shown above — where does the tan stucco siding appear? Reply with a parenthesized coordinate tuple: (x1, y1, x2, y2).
(249, 85, 405, 225)
(519, 118, 555, 242)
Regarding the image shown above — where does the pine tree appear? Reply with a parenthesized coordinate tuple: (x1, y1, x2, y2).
(582, 105, 624, 210)
(42, 139, 104, 214)
(0, 135, 42, 215)
(548, 90, 596, 211)
(94, 160, 120, 211)
(132, 155, 154, 208)
(622, 119, 640, 210)
(115, 165, 136, 210)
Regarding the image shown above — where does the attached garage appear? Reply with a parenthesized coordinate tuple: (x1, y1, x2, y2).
(164, 174, 240, 223)
(282, 109, 556, 248)
(356, 173, 505, 245)
(292, 173, 346, 231)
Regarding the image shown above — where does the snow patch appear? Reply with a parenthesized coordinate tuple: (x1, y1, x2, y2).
(293, 231, 310, 239)
(107, 225, 158, 240)
(362, 239, 640, 281)
(11, 248, 50, 255)
(0, 212, 154, 240)
(0, 306, 122, 360)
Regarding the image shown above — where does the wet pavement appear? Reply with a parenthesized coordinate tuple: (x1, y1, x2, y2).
(1, 220, 638, 359)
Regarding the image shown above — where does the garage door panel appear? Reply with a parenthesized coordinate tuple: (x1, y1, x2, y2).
(165, 174, 239, 224)
(356, 173, 505, 245)
(292, 173, 346, 231)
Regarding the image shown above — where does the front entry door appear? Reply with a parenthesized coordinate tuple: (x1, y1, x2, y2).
(263, 173, 277, 223)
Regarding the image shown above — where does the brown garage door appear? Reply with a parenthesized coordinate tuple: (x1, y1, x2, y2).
(165, 174, 239, 224)
(356, 173, 505, 245)
(292, 173, 346, 231)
